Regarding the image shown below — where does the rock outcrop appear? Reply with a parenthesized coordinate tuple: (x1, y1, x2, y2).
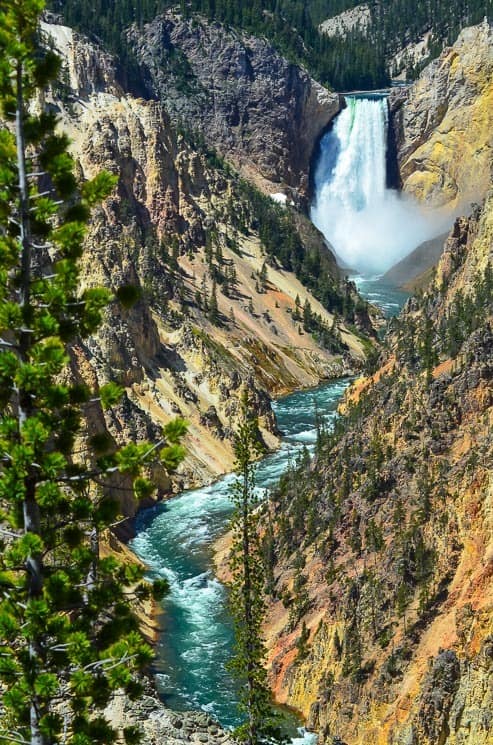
(261, 190, 493, 743)
(319, 5, 371, 39)
(390, 21, 493, 210)
(129, 12, 342, 194)
(105, 686, 235, 744)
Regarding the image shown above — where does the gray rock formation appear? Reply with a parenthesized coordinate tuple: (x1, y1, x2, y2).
(396, 639, 493, 745)
(106, 688, 236, 744)
(129, 12, 342, 193)
(319, 4, 371, 39)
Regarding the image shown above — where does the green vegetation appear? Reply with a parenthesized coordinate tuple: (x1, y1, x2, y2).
(393, 264, 493, 371)
(0, 3, 186, 742)
(53, 0, 493, 91)
(227, 397, 281, 744)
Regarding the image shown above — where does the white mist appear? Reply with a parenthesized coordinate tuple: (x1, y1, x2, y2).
(311, 96, 450, 276)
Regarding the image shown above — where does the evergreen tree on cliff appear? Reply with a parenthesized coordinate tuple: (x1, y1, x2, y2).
(228, 395, 281, 744)
(0, 2, 186, 743)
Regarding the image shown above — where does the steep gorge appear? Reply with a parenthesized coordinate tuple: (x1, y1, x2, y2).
(261, 186, 493, 744)
(37, 10, 493, 745)
(41, 17, 373, 529)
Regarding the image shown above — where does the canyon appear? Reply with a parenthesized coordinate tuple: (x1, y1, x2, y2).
(263, 196, 493, 744)
(13, 8, 493, 745)
(41, 15, 373, 530)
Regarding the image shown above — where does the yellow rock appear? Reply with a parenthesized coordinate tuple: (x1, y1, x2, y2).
(396, 22, 493, 212)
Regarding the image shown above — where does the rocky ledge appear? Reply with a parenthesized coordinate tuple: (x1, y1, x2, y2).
(106, 686, 236, 744)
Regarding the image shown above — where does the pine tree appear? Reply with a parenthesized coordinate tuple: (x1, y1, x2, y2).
(170, 235, 180, 270)
(215, 242, 223, 265)
(0, 3, 187, 743)
(227, 397, 279, 744)
(293, 293, 301, 321)
(208, 278, 219, 323)
(204, 230, 214, 266)
(302, 299, 312, 332)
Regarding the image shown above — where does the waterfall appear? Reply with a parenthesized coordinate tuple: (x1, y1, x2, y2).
(311, 96, 448, 276)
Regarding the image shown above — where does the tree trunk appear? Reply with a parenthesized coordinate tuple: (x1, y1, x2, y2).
(242, 462, 256, 745)
(16, 60, 47, 745)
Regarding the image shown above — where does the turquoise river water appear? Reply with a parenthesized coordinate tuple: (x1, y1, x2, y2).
(130, 280, 407, 742)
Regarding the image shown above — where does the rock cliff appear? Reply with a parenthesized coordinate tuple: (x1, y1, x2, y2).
(319, 5, 372, 39)
(129, 12, 342, 195)
(41, 19, 372, 523)
(390, 21, 493, 210)
(261, 191, 493, 743)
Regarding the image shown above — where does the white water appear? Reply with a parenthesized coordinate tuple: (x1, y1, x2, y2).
(311, 96, 450, 275)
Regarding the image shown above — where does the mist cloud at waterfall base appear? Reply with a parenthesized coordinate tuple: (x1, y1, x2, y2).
(310, 96, 453, 277)
(311, 188, 452, 276)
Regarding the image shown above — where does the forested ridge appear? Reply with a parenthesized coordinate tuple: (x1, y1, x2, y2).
(258, 198, 493, 743)
(52, 0, 493, 90)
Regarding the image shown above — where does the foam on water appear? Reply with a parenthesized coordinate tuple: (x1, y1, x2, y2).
(353, 275, 409, 319)
(292, 731, 319, 745)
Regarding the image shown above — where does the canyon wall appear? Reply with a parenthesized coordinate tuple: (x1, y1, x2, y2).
(390, 21, 493, 211)
(262, 192, 493, 743)
(129, 11, 342, 195)
(41, 18, 370, 524)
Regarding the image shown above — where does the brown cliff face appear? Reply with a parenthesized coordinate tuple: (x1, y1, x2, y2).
(262, 193, 493, 744)
(129, 12, 342, 195)
(389, 22, 493, 211)
(42, 21, 371, 517)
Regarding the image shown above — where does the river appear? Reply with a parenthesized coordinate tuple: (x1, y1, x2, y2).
(130, 283, 407, 743)
(131, 380, 354, 739)
(130, 95, 413, 741)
